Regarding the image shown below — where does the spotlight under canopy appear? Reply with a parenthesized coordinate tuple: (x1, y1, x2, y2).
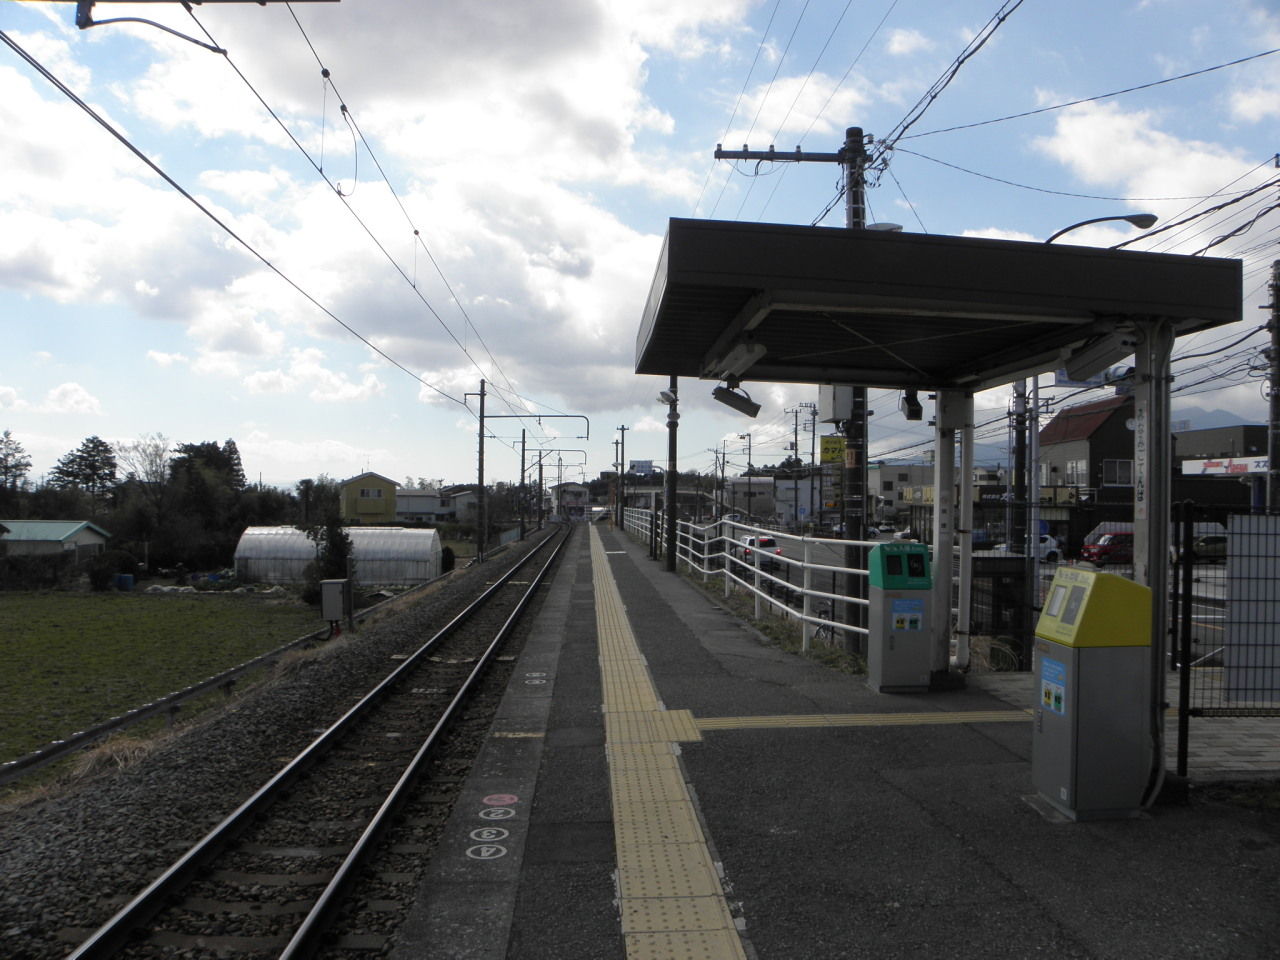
(712, 381, 761, 418)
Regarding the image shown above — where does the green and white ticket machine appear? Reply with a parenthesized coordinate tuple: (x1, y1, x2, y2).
(867, 542, 933, 693)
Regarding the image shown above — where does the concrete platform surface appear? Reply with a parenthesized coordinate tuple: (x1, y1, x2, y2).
(396, 524, 1280, 960)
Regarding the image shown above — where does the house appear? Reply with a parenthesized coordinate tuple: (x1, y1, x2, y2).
(339, 472, 399, 524)
(550, 481, 589, 519)
(396, 488, 452, 523)
(1037, 396, 1136, 505)
(440, 485, 479, 522)
(0, 520, 111, 559)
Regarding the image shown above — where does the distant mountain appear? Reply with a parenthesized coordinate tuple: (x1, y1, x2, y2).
(1169, 405, 1258, 430)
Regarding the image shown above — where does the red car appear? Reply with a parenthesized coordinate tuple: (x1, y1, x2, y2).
(1080, 532, 1133, 567)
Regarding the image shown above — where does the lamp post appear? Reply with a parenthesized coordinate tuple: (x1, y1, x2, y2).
(660, 379, 679, 571)
(1009, 212, 1159, 642)
(1044, 212, 1157, 244)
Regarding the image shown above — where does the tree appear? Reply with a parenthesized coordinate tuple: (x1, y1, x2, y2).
(296, 474, 341, 526)
(116, 433, 171, 490)
(223, 438, 247, 491)
(0, 429, 32, 492)
(49, 435, 117, 500)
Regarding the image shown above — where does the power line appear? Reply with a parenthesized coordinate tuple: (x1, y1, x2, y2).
(0, 28, 466, 410)
(873, 0, 1029, 164)
(901, 47, 1280, 141)
(892, 147, 1270, 203)
(1112, 176, 1280, 248)
(188, 5, 553, 436)
(705, 0, 783, 219)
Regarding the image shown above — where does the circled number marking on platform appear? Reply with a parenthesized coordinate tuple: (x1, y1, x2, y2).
(479, 807, 515, 820)
(482, 793, 519, 806)
(470, 827, 510, 842)
(466, 844, 508, 860)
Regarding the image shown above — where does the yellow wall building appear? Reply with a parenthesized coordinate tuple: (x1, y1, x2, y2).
(339, 472, 399, 524)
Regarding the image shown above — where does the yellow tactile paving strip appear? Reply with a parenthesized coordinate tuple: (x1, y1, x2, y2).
(590, 528, 747, 960)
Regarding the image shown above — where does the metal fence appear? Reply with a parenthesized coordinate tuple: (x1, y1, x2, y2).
(1172, 502, 1280, 719)
(622, 507, 872, 652)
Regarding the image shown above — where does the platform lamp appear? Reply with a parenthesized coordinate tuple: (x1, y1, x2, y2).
(1044, 212, 1157, 244)
(1011, 212, 1160, 638)
(658, 381, 679, 572)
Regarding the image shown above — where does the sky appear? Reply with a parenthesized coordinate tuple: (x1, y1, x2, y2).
(2, 0, 1278, 491)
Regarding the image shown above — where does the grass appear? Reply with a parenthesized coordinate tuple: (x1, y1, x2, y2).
(686, 572, 865, 675)
(0, 591, 324, 764)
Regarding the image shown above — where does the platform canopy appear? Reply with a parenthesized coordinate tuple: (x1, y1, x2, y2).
(635, 218, 1242, 391)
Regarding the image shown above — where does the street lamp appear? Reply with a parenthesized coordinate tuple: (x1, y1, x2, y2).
(1044, 212, 1157, 245)
(660, 381, 679, 571)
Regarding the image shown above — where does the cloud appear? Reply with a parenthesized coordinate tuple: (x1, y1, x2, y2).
(43, 382, 102, 414)
(146, 350, 189, 368)
(0, 383, 102, 414)
(243, 347, 386, 403)
(1031, 102, 1260, 237)
(886, 28, 933, 56)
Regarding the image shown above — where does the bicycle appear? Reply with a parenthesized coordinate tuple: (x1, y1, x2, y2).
(811, 603, 835, 647)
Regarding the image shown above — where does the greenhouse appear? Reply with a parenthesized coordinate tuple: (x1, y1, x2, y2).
(233, 526, 442, 585)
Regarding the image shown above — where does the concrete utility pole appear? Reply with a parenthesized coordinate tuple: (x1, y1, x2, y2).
(465, 379, 488, 560)
(1268, 260, 1280, 513)
(738, 432, 752, 520)
(665, 376, 679, 571)
(715, 127, 871, 542)
(617, 425, 628, 526)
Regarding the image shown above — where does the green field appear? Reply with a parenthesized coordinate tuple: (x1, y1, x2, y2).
(0, 591, 325, 763)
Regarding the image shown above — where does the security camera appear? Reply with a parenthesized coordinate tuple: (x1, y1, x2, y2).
(712, 384, 761, 418)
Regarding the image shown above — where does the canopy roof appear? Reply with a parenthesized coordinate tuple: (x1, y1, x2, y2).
(635, 219, 1242, 391)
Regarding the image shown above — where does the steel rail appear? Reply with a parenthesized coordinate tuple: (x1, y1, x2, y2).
(65, 528, 564, 960)
(280, 526, 570, 958)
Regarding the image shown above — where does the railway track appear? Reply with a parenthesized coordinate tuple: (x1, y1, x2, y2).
(66, 526, 569, 960)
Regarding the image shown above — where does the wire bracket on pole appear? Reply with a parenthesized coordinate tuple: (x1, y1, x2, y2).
(74, 2, 228, 53)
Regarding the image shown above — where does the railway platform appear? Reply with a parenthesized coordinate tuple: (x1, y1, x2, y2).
(393, 523, 1279, 960)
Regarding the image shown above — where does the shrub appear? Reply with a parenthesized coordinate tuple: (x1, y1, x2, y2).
(85, 550, 138, 591)
(0, 553, 74, 590)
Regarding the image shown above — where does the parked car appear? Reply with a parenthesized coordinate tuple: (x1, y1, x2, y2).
(735, 535, 783, 571)
(991, 534, 1061, 562)
(1080, 531, 1133, 567)
(1188, 533, 1227, 563)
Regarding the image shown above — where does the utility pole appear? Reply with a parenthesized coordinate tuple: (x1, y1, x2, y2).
(715, 127, 870, 541)
(617, 425, 628, 526)
(1269, 260, 1280, 513)
(537, 457, 545, 528)
(739, 433, 752, 521)
(612, 439, 620, 523)
(806, 403, 818, 533)
(787, 405, 801, 531)
(464, 380, 488, 561)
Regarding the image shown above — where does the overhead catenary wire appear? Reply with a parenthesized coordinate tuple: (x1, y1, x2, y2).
(0, 29, 466, 411)
(188, 4, 554, 438)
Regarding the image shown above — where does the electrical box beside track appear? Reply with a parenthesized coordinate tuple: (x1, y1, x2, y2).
(1031, 566, 1151, 821)
(320, 578, 352, 624)
(866, 542, 933, 693)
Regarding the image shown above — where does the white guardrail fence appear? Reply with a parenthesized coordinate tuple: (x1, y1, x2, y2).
(620, 507, 876, 651)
